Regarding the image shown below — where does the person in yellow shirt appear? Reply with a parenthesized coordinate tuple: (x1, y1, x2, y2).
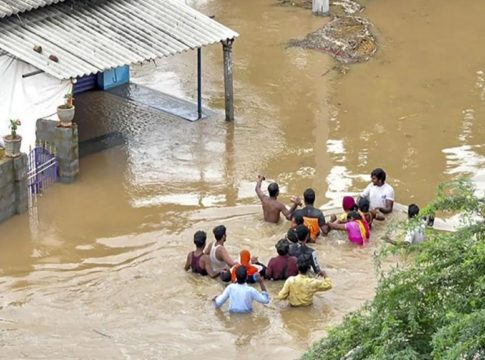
(277, 255, 332, 306)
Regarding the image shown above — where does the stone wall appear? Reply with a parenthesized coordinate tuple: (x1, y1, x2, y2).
(0, 154, 28, 223)
(36, 119, 79, 183)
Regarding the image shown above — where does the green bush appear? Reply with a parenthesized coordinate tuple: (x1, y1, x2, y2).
(303, 180, 485, 360)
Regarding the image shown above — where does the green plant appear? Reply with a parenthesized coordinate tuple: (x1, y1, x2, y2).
(302, 179, 485, 360)
(60, 90, 74, 109)
(8, 119, 21, 139)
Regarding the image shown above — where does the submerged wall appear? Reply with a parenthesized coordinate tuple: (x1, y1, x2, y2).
(0, 154, 28, 223)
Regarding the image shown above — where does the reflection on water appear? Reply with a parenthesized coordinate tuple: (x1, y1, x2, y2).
(1, 0, 485, 358)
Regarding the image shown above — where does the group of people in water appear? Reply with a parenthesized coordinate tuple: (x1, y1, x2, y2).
(184, 168, 429, 313)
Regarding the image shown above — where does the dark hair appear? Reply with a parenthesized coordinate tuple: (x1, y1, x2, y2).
(297, 255, 311, 274)
(220, 269, 231, 282)
(358, 198, 370, 213)
(275, 239, 290, 256)
(303, 188, 316, 205)
(268, 183, 279, 197)
(293, 213, 304, 226)
(213, 225, 226, 241)
(295, 224, 309, 242)
(371, 168, 386, 182)
(236, 266, 247, 284)
(193, 230, 207, 248)
(347, 211, 362, 221)
(286, 229, 298, 243)
(408, 204, 420, 219)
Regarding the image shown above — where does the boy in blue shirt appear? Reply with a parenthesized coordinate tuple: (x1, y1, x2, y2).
(213, 266, 269, 313)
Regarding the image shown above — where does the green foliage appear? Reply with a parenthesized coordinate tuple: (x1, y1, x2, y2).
(302, 180, 485, 360)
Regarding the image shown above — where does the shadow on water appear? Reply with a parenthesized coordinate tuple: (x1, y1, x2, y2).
(108, 83, 216, 121)
(79, 132, 125, 158)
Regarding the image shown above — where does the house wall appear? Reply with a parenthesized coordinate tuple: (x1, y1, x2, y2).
(0, 54, 70, 151)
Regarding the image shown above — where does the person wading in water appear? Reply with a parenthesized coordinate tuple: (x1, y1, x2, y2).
(204, 225, 237, 273)
(184, 230, 221, 278)
(255, 175, 301, 224)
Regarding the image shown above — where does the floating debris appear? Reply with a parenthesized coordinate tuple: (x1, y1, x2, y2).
(288, 16, 377, 64)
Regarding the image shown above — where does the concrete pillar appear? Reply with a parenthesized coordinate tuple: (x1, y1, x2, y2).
(312, 0, 329, 15)
(36, 119, 79, 183)
(0, 153, 28, 223)
(222, 39, 235, 121)
(12, 154, 28, 214)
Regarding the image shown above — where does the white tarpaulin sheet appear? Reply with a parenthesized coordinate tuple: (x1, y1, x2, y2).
(0, 54, 70, 151)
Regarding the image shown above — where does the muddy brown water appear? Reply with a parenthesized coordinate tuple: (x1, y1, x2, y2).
(1, 0, 485, 358)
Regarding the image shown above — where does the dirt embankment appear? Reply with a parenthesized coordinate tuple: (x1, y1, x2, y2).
(285, 0, 377, 64)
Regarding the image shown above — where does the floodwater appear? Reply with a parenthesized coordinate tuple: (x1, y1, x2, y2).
(1, 0, 485, 358)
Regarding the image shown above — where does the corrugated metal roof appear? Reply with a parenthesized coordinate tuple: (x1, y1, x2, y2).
(0, 0, 238, 79)
(0, 0, 66, 18)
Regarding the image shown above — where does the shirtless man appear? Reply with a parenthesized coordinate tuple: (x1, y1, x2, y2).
(204, 225, 238, 272)
(255, 175, 301, 223)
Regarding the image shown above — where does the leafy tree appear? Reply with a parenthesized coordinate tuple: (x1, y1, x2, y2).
(303, 180, 485, 360)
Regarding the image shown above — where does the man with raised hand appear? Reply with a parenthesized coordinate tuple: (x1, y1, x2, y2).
(255, 175, 301, 224)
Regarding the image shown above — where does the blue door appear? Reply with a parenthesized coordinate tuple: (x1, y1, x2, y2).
(74, 74, 98, 94)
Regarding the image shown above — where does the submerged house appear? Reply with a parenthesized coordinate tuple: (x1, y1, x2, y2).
(0, 0, 238, 149)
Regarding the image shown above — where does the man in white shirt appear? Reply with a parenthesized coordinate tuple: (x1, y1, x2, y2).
(360, 168, 394, 214)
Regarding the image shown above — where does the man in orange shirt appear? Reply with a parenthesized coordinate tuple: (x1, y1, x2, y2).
(291, 188, 328, 242)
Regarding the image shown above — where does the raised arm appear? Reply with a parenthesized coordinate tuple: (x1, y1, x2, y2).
(255, 175, 266, 201)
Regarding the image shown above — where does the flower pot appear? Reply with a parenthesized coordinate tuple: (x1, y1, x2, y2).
(57, 105, 75, 126)
(3, 135, 22, 157)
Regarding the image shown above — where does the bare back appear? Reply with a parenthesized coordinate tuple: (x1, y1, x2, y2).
(261, 196, 286, 223)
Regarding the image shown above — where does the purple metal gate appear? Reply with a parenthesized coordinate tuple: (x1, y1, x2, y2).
(27, 146, 58, 199)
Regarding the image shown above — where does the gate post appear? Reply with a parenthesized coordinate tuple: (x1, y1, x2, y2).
(12, 154, 28, 214)
(56, 125, 79, 183)
(0, 153, 28, 223)
(36, 119, 79, 183)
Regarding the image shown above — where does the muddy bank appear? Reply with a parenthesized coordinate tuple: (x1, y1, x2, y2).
(285, 0, 377, 64)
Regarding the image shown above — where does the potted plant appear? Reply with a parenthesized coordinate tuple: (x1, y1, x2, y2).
(3, 119, 22, 157)
(57, 90, 75, 127)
